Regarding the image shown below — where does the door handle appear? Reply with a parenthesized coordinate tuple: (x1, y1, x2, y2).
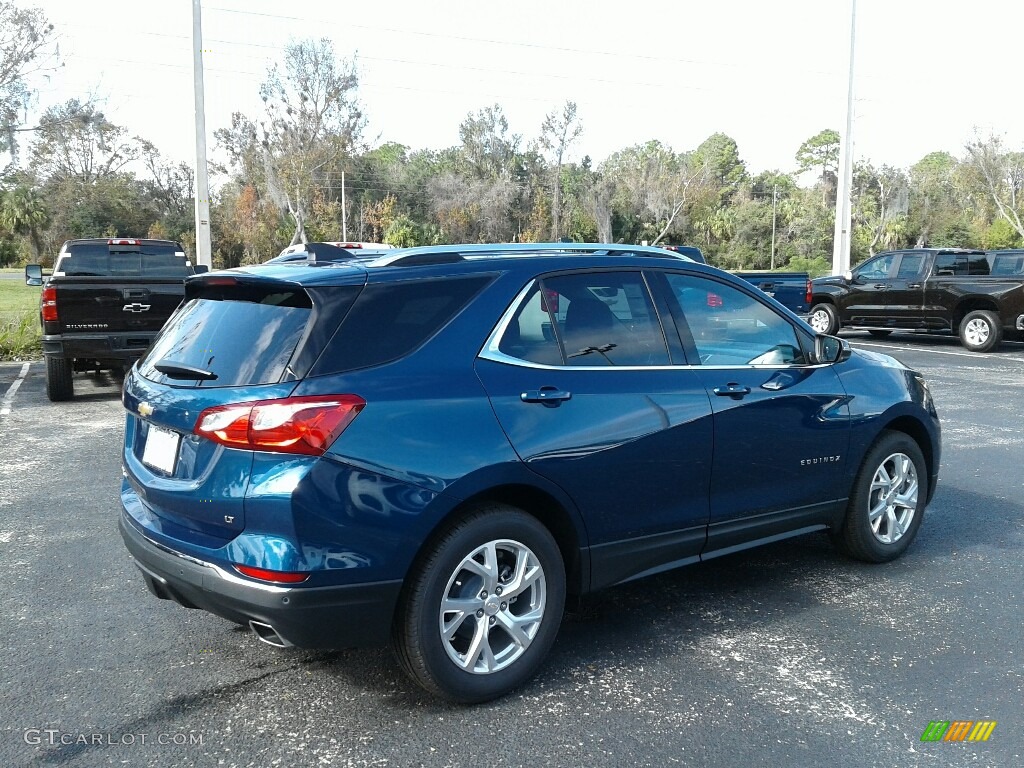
(713, 384, 751, 399)
(521, 387, 572, 404)
(872, 283, 889, 289)
(907, 283, 922, 289)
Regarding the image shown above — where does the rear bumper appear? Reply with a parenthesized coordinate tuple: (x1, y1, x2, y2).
(43, 332, 156, 361)
(118, 511, 402, 649)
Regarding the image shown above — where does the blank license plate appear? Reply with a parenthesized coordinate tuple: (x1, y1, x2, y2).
(142, 424, 180, 475)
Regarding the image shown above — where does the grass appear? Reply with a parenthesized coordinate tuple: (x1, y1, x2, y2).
(0, 277, 42, 361)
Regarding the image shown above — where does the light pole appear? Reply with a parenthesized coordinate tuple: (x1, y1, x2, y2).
(192, 0, 212, 268)
(831, 0, 857, 276)
(770, 183, 778, 270)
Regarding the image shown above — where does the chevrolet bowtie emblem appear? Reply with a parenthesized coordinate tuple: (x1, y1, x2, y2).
(123, 302, 151, 313)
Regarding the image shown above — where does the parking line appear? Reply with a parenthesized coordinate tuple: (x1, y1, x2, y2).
(850, 341, 1024, 364)
(0, 362, 30, 416)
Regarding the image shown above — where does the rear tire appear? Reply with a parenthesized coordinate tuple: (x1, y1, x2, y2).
(393, 504, 565, 703)
(959, 310, 1001, 352)
(834, 430, 927, 563)
(808, 303, 839, 335)
(45, 356, 74, 401)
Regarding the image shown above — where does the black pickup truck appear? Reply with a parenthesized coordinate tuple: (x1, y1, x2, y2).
(734, 271, 812, 316)
(25, 238, 205, 400)
(808, 248, 1024, 352)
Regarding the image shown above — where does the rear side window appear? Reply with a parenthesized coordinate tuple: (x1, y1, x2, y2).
(311, 276, 492, 374)
(932, 253, 988, 276)
(498, 271, 670, 367)
(58, 242, 190, 278)
(138, 288, 312, 387)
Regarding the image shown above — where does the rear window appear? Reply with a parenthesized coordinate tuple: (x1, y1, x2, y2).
(57, 242, 191, 278)
(310, 276, 492, 374)
(138, 288, 312, 387)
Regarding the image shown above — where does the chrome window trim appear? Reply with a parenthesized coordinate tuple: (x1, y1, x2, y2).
(479, 279, 828, 372)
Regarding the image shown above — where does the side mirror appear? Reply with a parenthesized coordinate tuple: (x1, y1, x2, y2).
(193, 265, 209, 274)
(842, 270, 854, 282)
(25, 264, 43, 286)
(814, 334, 852, 365)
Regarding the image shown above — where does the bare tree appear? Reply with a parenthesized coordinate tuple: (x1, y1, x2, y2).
(965, 132, 1024, 240)
(256, 38, 365, 245)
(0, 0, 57, 163)
(538, 101, 583, 240)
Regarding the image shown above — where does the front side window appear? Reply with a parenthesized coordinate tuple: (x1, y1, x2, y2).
(496, 271, 670, 367)
(854, 253, 896, 281)
(665, 274, 806, 366)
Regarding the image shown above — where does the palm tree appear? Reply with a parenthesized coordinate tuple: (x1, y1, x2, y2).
(0, 186, 50, 263)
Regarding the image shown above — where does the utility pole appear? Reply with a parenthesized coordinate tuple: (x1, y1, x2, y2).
(831, 0, 857, 276)
(192, 0, 212, 268)
(770, 183, 778, 270)
(341, 170, 347, 241)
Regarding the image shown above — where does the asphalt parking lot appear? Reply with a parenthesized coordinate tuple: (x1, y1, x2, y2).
(1, 333, 1022, 768)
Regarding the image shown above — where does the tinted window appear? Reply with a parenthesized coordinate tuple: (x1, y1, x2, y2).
(665, 274, 805, 366)
(933, 253, 965, 276)
(896, 253, 924, 279)
(990, 254, 1024, 275)
(58, 242, 190, 278)
(498, 272, 669, 367)
(967, 253, 989, 275)
(138, 289, 311, 387)
(314, 276, 491, 373)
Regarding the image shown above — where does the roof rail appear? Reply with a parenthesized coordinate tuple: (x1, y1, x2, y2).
(376, 242, 694, 267)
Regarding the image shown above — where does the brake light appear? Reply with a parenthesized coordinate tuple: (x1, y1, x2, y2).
(805, 278, 813, 305)
(335, 242, 363, 249)
(108, 238, 141, 245)
(233, 564, 309, 584)
(194, 395, 365, 455)
(707, 292, 723, 308)
(41, 286, 58, 321)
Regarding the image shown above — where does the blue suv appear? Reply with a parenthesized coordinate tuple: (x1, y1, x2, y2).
(119, 243, 940, 703)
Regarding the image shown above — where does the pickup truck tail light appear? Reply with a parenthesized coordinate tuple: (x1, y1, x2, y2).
(194, 395, 365, 455)
(41, 286, 58, 322)
(805, 278, 813, 306)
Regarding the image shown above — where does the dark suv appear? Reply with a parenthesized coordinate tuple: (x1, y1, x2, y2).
(119, 243, 941, 703)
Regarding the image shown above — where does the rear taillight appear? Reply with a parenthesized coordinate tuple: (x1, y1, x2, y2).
(194, 395, 365, 456)
(41, 286, 58, 322)
(805, 279, 813, 306)
(233, 564, 309, 584)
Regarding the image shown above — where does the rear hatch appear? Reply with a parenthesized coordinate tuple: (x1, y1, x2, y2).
(122, 270, 365, 543)
(53, 240, 192, 333)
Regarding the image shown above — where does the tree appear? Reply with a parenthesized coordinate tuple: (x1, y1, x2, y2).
(459, 104, 520, 182)
(602, 140, 709, 245)
(907, 151, 962, 247)
(30, 99, 140, 182)
(0, 0, 56, 164)
(852, 162, 908, 255)
(219, 39, 365, 246)
(795, 129, 840, 204)
(538, 100, 583, 240)
(965, 132, 1024, 241)
(0, 184, 49, 260)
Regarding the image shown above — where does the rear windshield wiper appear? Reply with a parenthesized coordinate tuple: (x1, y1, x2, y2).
(153, 360, 218, 381)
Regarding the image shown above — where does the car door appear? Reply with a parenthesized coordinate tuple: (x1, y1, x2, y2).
(883, 251, 928, 328)
(656, 271, 851, 557)
(474, 270, 714, 589)
(842, 251, 899, 326)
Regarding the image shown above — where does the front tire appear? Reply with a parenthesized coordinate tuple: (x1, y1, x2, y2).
(393, 504, 565, 703)
(45, 356, 74, 401)
(959, 310, 1001, 352)
(834, 430, 927, 563)
(808, 303, 839, 335)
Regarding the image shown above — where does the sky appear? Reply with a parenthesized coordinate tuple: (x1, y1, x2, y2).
(20, 0, 1024, 179)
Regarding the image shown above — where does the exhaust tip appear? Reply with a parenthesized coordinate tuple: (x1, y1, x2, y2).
(248, 620, 292, 648)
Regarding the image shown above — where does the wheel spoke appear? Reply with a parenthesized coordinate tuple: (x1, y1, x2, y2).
(496, 607, 542, 650)
(884, 507, 899, 541)
(460, 542, 500, 593)
(869, 496, 887, 522)
(440, 597, 480, 641)
(461, 616, 494, 672)
(501, 552, 541, 600)
(889, 457, 907, 489)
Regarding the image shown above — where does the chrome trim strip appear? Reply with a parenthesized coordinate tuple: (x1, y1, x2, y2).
(135, 527, 293, 594)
